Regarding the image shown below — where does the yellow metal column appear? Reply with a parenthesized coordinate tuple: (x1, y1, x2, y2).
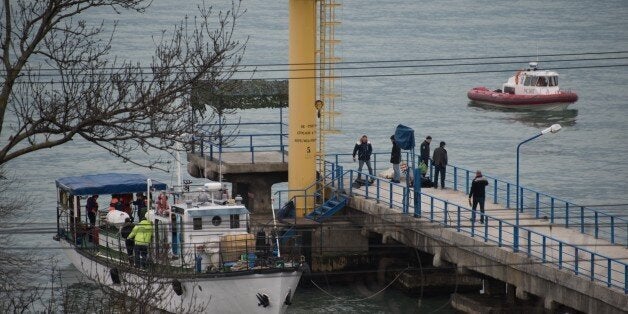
(289, 0, 317, 217)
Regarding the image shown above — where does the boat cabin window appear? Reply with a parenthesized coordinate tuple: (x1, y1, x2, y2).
(230, 214, 240, 229)
(212, 215, 222, 226)
(548, 76, 558, 86)
(523, 76, 533, 86)
(193, 217, 203, 230)
(536, 76, 547, 86)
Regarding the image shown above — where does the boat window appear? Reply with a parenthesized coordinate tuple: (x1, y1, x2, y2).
(212, 215, 222, 226)
(549, 76, 558, 86)
(193, 217, 202, 230)
(523, 76, 533, 86)
(537, 76, 547, 86)
(230, 214, 240, 229)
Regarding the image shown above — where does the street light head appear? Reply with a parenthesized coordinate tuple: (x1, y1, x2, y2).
(541, 124, 562, 135)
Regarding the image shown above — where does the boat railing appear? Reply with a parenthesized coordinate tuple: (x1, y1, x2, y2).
(57, 211, 301, 276)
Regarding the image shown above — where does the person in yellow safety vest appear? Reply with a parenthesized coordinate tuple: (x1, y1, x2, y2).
(127, 218, 153, 268)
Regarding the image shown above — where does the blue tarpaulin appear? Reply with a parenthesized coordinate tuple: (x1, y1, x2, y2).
(55, 173, 167, 196)
(394, 124, 415, 150)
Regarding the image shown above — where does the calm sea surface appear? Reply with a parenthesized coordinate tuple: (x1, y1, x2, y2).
(4, 0, 628, 312)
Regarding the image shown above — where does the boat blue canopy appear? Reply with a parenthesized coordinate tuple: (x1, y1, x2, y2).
(55, 173, 167, 196)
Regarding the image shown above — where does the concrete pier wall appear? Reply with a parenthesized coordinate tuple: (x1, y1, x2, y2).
(348, 196, 627, 314)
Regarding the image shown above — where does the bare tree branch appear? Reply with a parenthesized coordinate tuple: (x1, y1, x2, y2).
(0, 0, 246, 169)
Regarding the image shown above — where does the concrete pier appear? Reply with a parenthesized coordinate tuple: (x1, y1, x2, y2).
(344, 182, 627, 313)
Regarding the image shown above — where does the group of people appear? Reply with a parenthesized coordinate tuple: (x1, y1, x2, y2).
(84, 191, 167, 227)
(353, 133, 489, 223)
(352, 134, 449, 188)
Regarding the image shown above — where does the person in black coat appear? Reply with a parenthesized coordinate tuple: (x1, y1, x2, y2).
(469, 170, 489, 223)
(420, 136, 432, 166)
(390, 135, 401, 183)
(432, 141, 448, 189)
(120, 218, 135, 263)
(352, 135, 373, 181)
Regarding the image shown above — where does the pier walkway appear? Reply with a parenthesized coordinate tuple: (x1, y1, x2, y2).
(276, 152, 627, 313)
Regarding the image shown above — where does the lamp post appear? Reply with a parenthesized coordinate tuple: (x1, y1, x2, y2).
(514, 123, 562, 252)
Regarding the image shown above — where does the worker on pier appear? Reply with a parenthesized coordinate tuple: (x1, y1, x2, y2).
(390, 135, 401, 183)
(353, 135, 374, 182)
(469, 170, 489, 223)
(420, 135, 432, 167)
(432, 141, 448, 189)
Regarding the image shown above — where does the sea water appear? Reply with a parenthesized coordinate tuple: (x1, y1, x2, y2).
(4, 0, 628, 312)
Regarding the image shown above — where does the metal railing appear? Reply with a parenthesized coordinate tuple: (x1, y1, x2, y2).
(325, 152, 627, 247)
(193, 110, 288, 164)
(320, 167, 628, 293)
(444, 161, 628, 247)
(274, 160, 341, 220)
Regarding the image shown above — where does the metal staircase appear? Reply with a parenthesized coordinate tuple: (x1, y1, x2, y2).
(306, 194, 348, 222)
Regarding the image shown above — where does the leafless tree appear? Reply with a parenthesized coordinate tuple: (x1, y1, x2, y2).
(0, 168, 48, 313)
(0, 0, 246, 170)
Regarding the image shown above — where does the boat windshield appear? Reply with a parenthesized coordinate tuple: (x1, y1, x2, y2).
(524, 75, 557, 87)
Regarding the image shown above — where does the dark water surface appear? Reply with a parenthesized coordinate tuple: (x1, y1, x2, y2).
(4, 0, 628, 312)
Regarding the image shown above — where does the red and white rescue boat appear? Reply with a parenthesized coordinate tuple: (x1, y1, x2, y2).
(467, 62, 578, 110)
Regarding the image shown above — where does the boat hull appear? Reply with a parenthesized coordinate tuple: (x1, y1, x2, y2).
(467, 87, 578, 110)
(62, 240, 301, 314)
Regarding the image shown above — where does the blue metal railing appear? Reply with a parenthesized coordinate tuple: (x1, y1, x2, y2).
(194, 109, 288, 164)
(280, 166, 628, 293)
(274, 161, 341, 220)
(325, 151, 627, 247)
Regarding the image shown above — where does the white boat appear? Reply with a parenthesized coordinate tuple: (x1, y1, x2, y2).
(467, 62, 578, 110)
(54, 173, 303, 313)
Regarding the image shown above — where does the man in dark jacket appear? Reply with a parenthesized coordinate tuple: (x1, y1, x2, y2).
(469, 170, 489, 223)
(86, 194, 99, 227)
(120, 218, 135, 264)
(390, 135, 401, 183)
(352, 135, 373, 181)
(420, 136, 432, 166)
(432, 141, 448, 189)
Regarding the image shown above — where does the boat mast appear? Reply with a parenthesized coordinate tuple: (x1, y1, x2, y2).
(270, 199, 281, 257)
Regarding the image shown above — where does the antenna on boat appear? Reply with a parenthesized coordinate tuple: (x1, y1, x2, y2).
(270, 198, 281, 258)
(175, 140, 183, 193)
(147, 178, 152, 212)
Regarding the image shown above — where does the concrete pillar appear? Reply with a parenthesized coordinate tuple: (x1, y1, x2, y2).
(432, 246, 442, 267)
(506, 283, 516, 304)
(544, 297, 558, 311)
(381, 232, 392, 244)
(516, 286, 530, 301)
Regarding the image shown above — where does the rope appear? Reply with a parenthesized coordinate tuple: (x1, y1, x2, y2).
(310, 266, 411, 302)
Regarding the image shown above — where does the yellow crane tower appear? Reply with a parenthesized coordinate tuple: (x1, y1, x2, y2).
(288, 0, 341, 217)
